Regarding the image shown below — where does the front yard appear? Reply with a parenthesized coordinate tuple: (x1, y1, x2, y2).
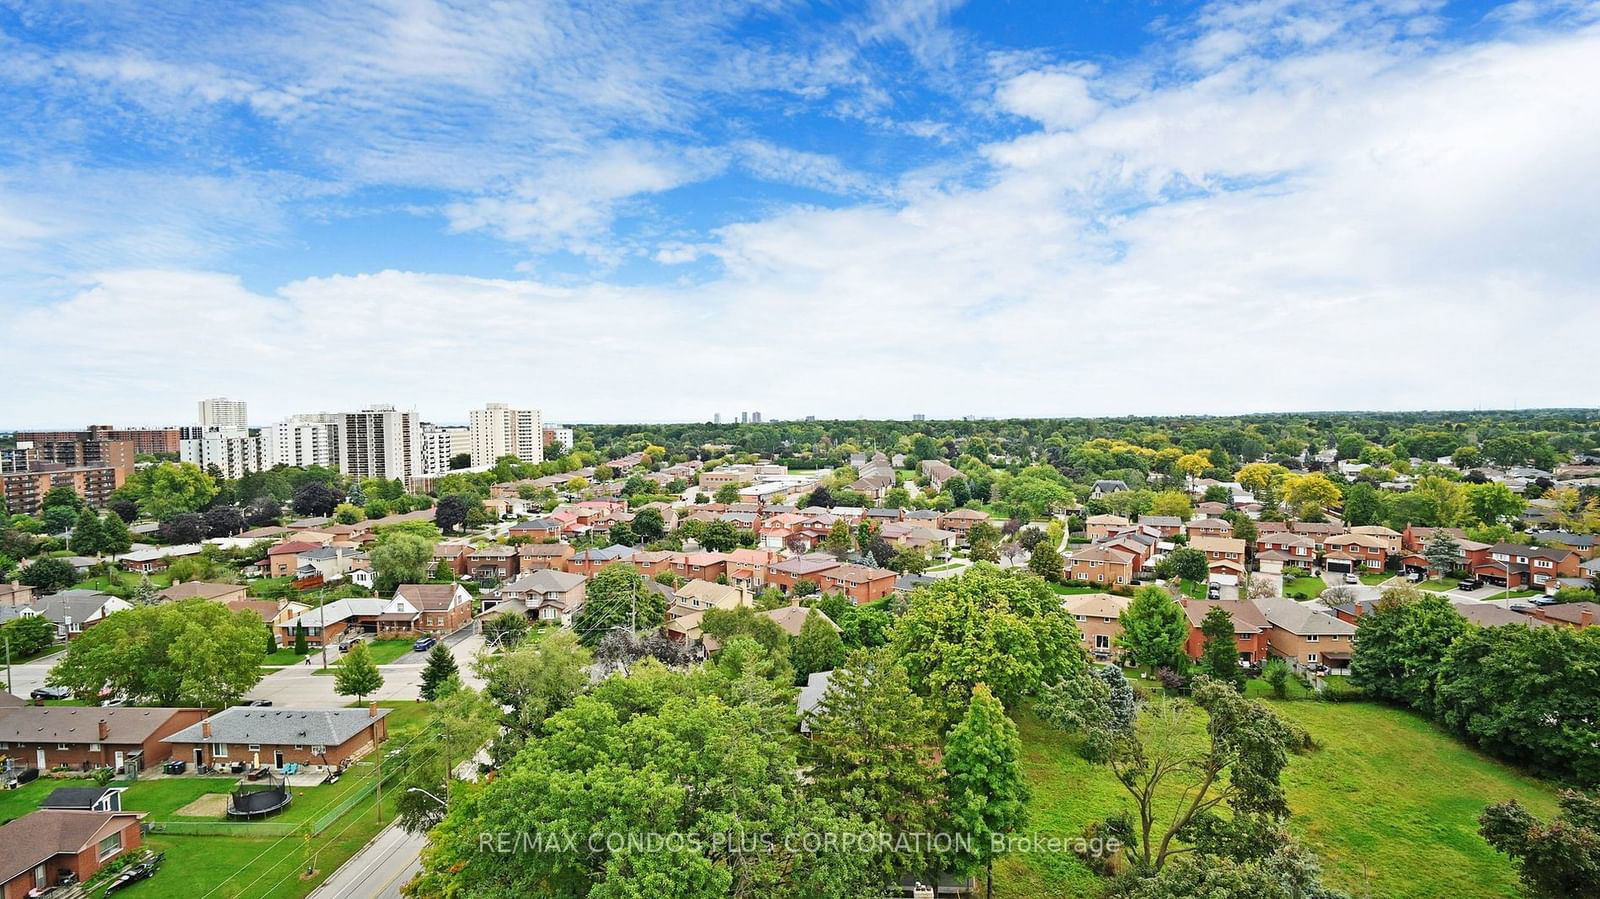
(1283, 576, 1326, 599)
(308, 640, 424, 674)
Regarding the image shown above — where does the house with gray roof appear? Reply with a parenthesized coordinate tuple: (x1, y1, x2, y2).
(163, 705, 391, 769)
(25, 591, 131, 641)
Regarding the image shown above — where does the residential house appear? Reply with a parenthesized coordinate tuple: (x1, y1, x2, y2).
(627, 550, 677, 579)
(0, 809, 148, 899)
(228, 597, 307, 630)
(1349, 525, 1403, 556)
(387, 584, 474, 634)
(465, 545, 518, 583)
(265, 541, 322, 578)
(919, 459, 961, 490)
(722, 548, 776, 589)
(1322, 533, 1389, 573)
(163, 705, 389, 770)
(1084, 514, 1131, 540)
(815, 564, 897, 605)
(670, 552, 728, 583)
(1180, 600, 1270, 664)
(509, 518, 563, 542)
(0, 705, 207, 770)
(937, 508, 990, 534)
(117, 544, 202, 574)
(1401, 525, 1468, 554)
(275, 598, 390, 648)
(481, 570, 587, 626)
(1527, 602, 1599, 628)
(1091, 480, 1129, 499)
(766, 555, 842, 594)
(701, 603, 837, 652)
(25, 591, 131, 641)
(1189, 536, 1248, 576)
(157, 581, 248, 605)
(1065, 544, 1139, 587)
(1194, 501, 1229, 518)
(1063, 593, 1129, 660)
(1255, 532, 1317, 565)
(516, 542, 574, 572)
(568, 546, 637, 579)
(1137, 515, 1183, 537)
(1250, 596, 1356, 674)
(1182, 517, 1234, 539)
(1472, 543, 1581, 589)
(670, 580, 751, 617)
(432, 543, 473, 578)
(0, 582, 35, 607)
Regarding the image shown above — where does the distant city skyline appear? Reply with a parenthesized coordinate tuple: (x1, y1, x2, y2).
(1, 1, 1597, 422)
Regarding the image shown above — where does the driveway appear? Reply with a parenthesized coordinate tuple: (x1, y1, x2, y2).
(242, 628, 484, 708)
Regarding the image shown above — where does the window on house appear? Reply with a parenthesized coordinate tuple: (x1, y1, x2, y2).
(213, 743, 229, 757)
(1094, 635, 1110, 650)
(1306, 635, 1319, 642)
(97, 832, 122, 861)
(56, 743, 69, 750)
(1306, 653, 1319, 663)
(248, 744, 261, 752)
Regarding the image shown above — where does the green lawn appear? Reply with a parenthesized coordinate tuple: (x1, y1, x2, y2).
(1416, 578, 1458, 592)
(997, 699, 1558, 899)
(79, 570, 177, 593)
(1284, 576, 1326, 599)
(308, 640, 422, 674)
(1359, 572, 1393, 586)
(1049, 583, 1109, 596)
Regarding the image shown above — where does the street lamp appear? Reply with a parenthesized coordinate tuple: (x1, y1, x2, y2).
(406, 787, 447, 807)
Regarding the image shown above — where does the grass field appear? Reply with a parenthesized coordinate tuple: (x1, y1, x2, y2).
(79, 570, 178, 593)
(1359, 572, 1392, 586)
(1049, 584, 1108, 596)
(1284, 576, 1327, 599)
(996, 698, 1558, 898)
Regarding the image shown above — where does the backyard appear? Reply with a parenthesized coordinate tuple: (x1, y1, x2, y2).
(995, 696, 1558, 898)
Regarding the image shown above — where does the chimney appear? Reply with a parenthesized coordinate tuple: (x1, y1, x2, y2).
(98, 719, 109, 741)
(202, 719, 212, 739)
(368, 701, 378, 719)
(1582, 607, 1594, 627)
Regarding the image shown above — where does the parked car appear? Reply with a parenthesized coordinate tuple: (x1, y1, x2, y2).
(1343, 572, 1359, 584)
(99, 697, 125, 708)
(413, 636, 437, 652)
(1206, 583, 1222, 599)
(1406, 571, 1424, 582)
(30, 687, 70, 701)
(238, 699, 272, 707)
(1457, 579, 1481, 591)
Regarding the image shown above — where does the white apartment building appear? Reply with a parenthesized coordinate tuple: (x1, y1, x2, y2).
(198, 397, 248, 430)
(339, 405, 423, 481)
(421, 424, 474, 475)
(469, 403, 543, 467)
(179, 427, 267, 480)
(542, 426, 574, 453)
(263, 415, 341, 469)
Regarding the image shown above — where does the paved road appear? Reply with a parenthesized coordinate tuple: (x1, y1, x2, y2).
(3, 650, 66, 698)
(308, 821, 426, 899)
(252, 629, 484, 707)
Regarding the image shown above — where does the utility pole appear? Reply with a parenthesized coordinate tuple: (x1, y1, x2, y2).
(4, 636, 10, 695)
(319, 601, 328, 671)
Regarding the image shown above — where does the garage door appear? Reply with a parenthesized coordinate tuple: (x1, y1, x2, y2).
(1324, 559, 1353, 573)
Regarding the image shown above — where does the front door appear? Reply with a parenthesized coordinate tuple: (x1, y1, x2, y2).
(274, 750, 284, 769)
(194, 748, 205, 767)
(35, 749, 45, 768)
(114, 750, 124, 769)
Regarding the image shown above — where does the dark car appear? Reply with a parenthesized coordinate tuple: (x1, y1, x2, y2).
(413, 636, 437, 652)
(240, 699, 272, 707)
(1457, 579, 1481, 591)
(30, 686, 70, 701)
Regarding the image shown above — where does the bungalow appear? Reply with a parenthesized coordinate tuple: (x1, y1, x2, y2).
(815, 564, 897, 605)
(1249, 596, 1355, 674)
(1181, 599, 1270, 664)
(275, 598, 390, 648)
(0, 705, 207, 771)
(163, 705, 389, 770)
(229, 597, 307, 630)
(387, 584, 474, 634)
(0, 809, 148, 899)
(25, 591, 131, 641)
(117, 544, 202, 574)
(481, 570, 587, 626)
(156, 581, 248, 605)
(1063, 593, 1129, 660)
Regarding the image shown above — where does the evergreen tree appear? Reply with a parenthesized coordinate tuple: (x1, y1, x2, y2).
(69, 508, 104, 555)
(1424, 529, 1462, 577)
(419, 642, 460, 701)
(264, 629, 277, 655)
(805, 649, 945, 882)
(1116, 586, 1190, 670)
(293, 627, 308, 656)
(944, 683, 1030, 897)
(98, 512, 133, 555)
(133, 574, 159, 605)
(791, 608, 845, 685)
(334, 640, 384, 703)
(1200, 605, 1245, 689)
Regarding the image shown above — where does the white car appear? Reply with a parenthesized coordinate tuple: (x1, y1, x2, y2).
(1343, 572, 1359, 585)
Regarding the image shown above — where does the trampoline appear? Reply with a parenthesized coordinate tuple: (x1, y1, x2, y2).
(226, 774, 292, 819)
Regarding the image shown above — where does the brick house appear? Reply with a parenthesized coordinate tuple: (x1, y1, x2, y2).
(481, 570, 588, 627)
(1472, 543, 1582, 589)
(388, 584, 474, 634)
(1137, 515, 1183, 537)
(815, 564, 897, 605)
(1255, 532, 1317, 565)
(1063, 593, 1129, 660)
(937, 508, 990, 534)
(163, 705, 390, 770)
(568, 546, 636, 579)
(1349, 525, 1403, 556)
(266, 541, 322, 578)
(516, 542, 574, 572)
(156, 581, 248, 605)
(1183, 517, 1234, 539)
(1528, 602, 1599, 628)
(508, 518, 563, 541)
(1066, 544, 1139, 586)
(1249, 596, 1356, 674)
(432, 543, 472, 577)
(0, 706, 207, 771)
(466, 545, 518, 583)
(1084, 514, 1131, 540)
(766, 555, 842, 594)
(1322, 533, 1388, 572)
(1189, 536, 1248, 572)
(1181, 600, 1270, 664)
(0, 809, 147, 899)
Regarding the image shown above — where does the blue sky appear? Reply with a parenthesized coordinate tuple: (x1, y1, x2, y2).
(2, 0, 1597, 426)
